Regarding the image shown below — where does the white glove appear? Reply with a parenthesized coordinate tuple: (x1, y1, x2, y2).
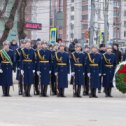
(17, 68, 20, 70)
(55, 72, 58, 76)
(33, 70, 35, 73)
(0, 69, 3, 73)
(99, 73, 102, 76)
(87, 73, 90, 77)
(37, 71, 40, 76)
(83, 73, 85, 75)
(21, 70, 24, 75)
(49, 71, 51, 74)
(103, 73, 106, 76)
(71, 72, 75, 76)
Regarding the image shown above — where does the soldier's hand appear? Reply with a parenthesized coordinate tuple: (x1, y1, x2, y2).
(0, 69, 3, 73)
(83, 73, 85, 75)
(87, 73, 90, 77)
(49, 71, 51, 74)
(71, 72, 75, 76)
(21, 70, 24, 75)
(33, 70, 35, 73)
(55, 72, 58, 76)
(103, 73, 106, 76)
(37, 71, 40, 76)
(99, 73, 102, 76)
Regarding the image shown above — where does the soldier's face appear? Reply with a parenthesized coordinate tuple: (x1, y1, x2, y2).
(85, 48, 90, 52)
(4, 44, 9, 50)
(107, 48, 112, 53)
(21, 43, 25, 48)
(76, 47, 81, 52)
(59, 46, 64, 51)
(92, 47, 97, 53)
(37, 44, 41, 49)
(25, 42, 31, 48)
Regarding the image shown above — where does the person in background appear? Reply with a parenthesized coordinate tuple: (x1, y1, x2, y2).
(98, 44, 106, 93)
(102, 45, 116, 97)
(9, 39, 19, 52)
(83, 45, 90, 96)
(112, 43, 122, 64)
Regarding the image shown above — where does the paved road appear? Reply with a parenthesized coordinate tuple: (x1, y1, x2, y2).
(0, 74, 126, 126)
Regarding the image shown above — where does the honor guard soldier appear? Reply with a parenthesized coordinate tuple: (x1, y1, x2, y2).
(102, 45, 116, 97)
(36, 42, 51, 97)
(71, 43, 86, 97)
(98, 44, 106, 93)
(83, 45, 90, 96)
(15, 39, 26, 95)
(0, 41, 15, 96)
(34, 41, 42, 95)
(87, 45, 102, 98)
(20, 39, 36, 97)
(55, 43, 70, 97)
(50, 43, 59, 95)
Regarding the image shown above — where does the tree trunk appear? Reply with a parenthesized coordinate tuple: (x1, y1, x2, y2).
(0, 0, 20, 45)
(17, 0, 27, 40)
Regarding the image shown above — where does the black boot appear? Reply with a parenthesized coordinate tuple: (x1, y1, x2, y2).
(105, 88, 109, 97)
(43, 86, 48, 97)
(23, 85, 27, 97)
(89, 89, 93, 98)
(77, 85, 81, 98)
(62, 88, 66, 97)
(93, 88, 98, 98)
(108, 88, 112, 97)
(6, 87, 11, 97)
(27, 85, 31, 97)
(34, 85, 40, 95)
(40, 85, 44, 97)
(57, 88, 62, 97)
(73, 85, 77, 97)
(2, 86, 6, 96)
(19, 75, 23, 95)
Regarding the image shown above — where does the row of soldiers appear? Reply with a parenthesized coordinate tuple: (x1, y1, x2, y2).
(0, 39, 117, 98)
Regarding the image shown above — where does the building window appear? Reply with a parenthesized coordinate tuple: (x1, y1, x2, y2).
(71, 7, 74, 11)
(82, 15, 88, 20)
(82, 5, 88, 11)
(82, 24, 88, 29)
(71, 24, 74, 30)
(124, 21, 126, 28)
(124, 31, 126, 37)
(71, 15, 74, 20)
(124, 10, 126, 16)
(71, 0, 74, 2)
(71, 33, 74, 38)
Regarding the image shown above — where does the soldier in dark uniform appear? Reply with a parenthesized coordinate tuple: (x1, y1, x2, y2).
(87, 45, 102, 98)
(36, 42, 51, 97)
(98, 44, 106, 93)
(102, 45, 116, 97)
(71, 43, 86, 97)
(83, 45, 90, 96)
(0, 41, 15, 96)
(34, 41, 42, 95)
(50, 43, 59, 95)
(55, 43, 70, 97)
(15, 39, 26, 95)
(20, 39, 35, 97)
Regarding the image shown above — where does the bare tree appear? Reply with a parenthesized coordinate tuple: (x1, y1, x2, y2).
(18, 0, 27, 40)
(0, 0, 9, 18)
(0, 0, 20, 45)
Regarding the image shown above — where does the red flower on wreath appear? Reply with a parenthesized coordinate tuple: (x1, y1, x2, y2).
(118, 65, 126, 74)
(124, 78, 126, 83)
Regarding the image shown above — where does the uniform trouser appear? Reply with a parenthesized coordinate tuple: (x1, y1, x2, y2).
(58, 88, 65, 97)
(51, 73, 56, 94)
(98, 76, 103, 91)
(83, 74, 89, 95)
(73, 85, 81, 97)
(34, 72, 39, 95)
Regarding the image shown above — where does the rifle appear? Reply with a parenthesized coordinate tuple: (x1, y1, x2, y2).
(56, 74, 59, 96)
